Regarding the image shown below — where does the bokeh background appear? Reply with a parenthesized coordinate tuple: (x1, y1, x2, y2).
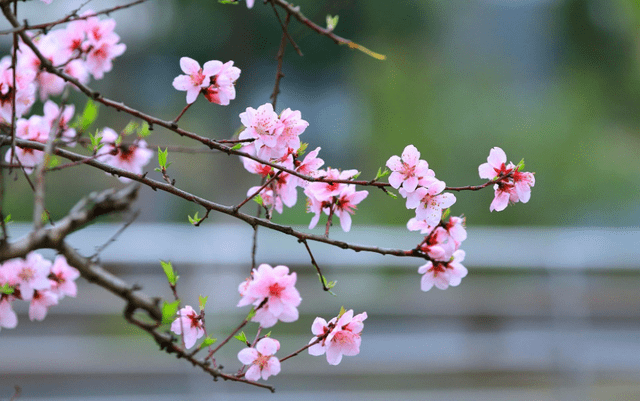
(1, 0, 639, 400)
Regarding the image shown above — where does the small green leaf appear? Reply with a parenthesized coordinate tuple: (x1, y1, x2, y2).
(234, 331, 247, 343)
(264, 331, 271, 337)
(442, 208, 451, 221)
(230, 143, 243, 150)
(138, 121, 150, 137)
(252, 194, 263, 206)
(246, 307, 257, 320)
(4, 214, 11, 224)
(89, 130, 104, 153)
(352, 172, 361, 180)
(326, 14, 339, 31)
(385, 190, 398, 199)
(157, 147, 169, 169)
(199, 295, 208, 311)
(122, 121, 138, 136)
(47, 156, 60, 168)
(188, 212, 200, 225)
(326, 280, 337, 289)
(160, 260, 178, 286)
(517, 158, 525, 171)
(162, 300, 181, 324)
(72, 99, 99, 132)
(218, 0, 239, 4)
(114, 135, 122, 146)
(374, 167, 390, 180)
(41, 211, 49, 223)
(1, 283, 15, 295)
(201, 336, 217, 347)
(338, 306, 346, 318)
(297, 142, 308, 156)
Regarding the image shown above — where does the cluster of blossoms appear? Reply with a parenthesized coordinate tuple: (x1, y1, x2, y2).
(237, 263, 302, 328)
(4, 100, 76, 172)
(308, 309, 367, 365)
(0, 10, 125, 124)
(172, 57, 241, 106)
(479, 147, 535, 212)
(239, 103, 368, 231)
(0, 252, 79, 330)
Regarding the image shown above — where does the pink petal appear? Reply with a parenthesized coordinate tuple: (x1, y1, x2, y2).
(238, 347, 259, 365)
(487, 147, 507, 168)
(326, 345, 343, 365)
(244, 364, 261, 381)
(202, 60, 223, 77)
(386, 155, 402, 171)
(401, 145, 420, 166)
(179, 57, 200, 74)
(388, 171, 404, 189)
(478, 162, 496, 179)
(172, 75, 191, 91)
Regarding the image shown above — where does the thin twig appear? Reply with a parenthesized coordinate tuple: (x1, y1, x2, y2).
(172, 102, 192, 124)
(233, 171, 282, 213)
(270, 11, 291, 109)
(269, 1, 302, 57)
(299, 239, 330, 291)
(91, 209, 140, 260)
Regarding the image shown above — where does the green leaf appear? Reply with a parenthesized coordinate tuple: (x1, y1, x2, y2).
(188, 212, 200, 225)
(264, 331, 271, 338)
(352, 172, 361, 180)
(0, 283, 14, 295)
(326, 14, 339, 31)
(72, 99, 99, 132)
(374, 167, 390, 180)
(157, 147, 169, 169)
(234, 331, 247, 343)
(4, 214, 11, 224)
(138, 121, 150, 137)
(338, 306, 346, 318)
(385, 190, 398, 199)
(161, 300, 181, 324)
(114, 135, 122, 146)
(442, 208, 451, 221)
(218, 0, 239, 4)
(201, 336, 217, 347)
(252, 194, 263, 206)
(230, 143, 243, 151)
(297, 142, 308, 156)
(160, 260, 178, 286)
(246, 307, 257, 320)
(517, 158, 525, 171)
(122, 121, 139, 136)
(198, 295, 208, 311)
(89, 130, 103, 153)
(41, 211, 49, 223)
(47, 156, 60, 169)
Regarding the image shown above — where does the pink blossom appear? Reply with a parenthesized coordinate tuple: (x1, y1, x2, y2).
(295, 147, 324, 186)
(307, 168, 359, 201)
(85, 39, 126, 80)
(490, 181, 518, 212)
(406, 217, 436, 235)
(445, 216, 467, 247)
(478, 147, 511, 180)
(308, 309, 367, 365)
(171, 305, 205, 349)
(419, 227, 456, 261)
(386, 145, 433, 192)
(276, 108, 309, 152)
(98, 128, 153, 182)
(246, 0, 255, 8)
(29, 289, 58, 321)
(172, 57, 222, 104)
(0, 298, 17, 331)
(237, 264, 301, 328)
(513, 169, 535, 203)
(238, 103, 283, 159)
(203, 60, 240, 106)
(3, 253, 52, 301)
(49, 255, 80, 299)
(43, 101, 76, 145)
(403, 180, 456, 226)
(237, 337, 281, 381)
(333, 185, 368, 232)
(418, 250, 467, 291)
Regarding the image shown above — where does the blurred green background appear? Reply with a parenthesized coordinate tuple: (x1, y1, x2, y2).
(2, 0, 639, 228)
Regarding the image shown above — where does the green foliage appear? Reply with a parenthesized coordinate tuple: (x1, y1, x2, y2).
(252, 194, 263, 206)
(188, 212, 200, 225)
(72, 99, 99, 133)
(318, 273, 337, 296)
(160, 260, 178, 286)
(234, 331, 247, 343)
(338, 306, 346, 318)
(230, 143, 243, 150)
(89, 130, 104, 153)
(201, 336, 217, 346)
(1, 283, 14, 295)
(4, 214, 11, 224)
(326, 15, 339, 31)
(198, 295, 208, 311)
(374, 167, 390, 181)
(161, 300, 180, 324)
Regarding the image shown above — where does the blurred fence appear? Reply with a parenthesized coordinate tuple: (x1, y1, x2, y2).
(1, 224, 640, 400)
